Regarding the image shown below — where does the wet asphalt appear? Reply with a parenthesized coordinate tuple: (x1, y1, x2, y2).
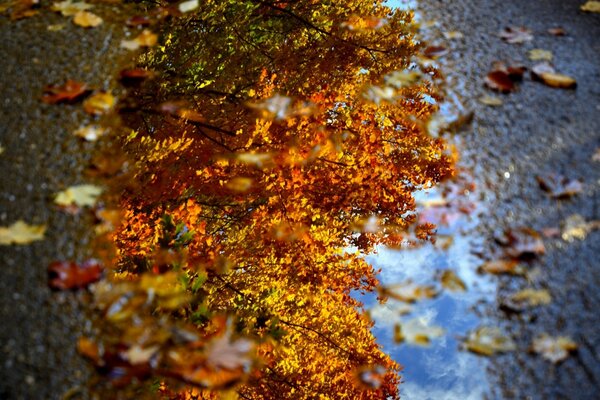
(0, 1, 599, 399)
(0, 5, 131, 399)
(417, 0, 600, 399)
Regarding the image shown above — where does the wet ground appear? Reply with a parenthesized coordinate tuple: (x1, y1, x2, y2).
(0, 5, 131, 399)
(1, 1, 599, 399)
(387, 0, 600, 398)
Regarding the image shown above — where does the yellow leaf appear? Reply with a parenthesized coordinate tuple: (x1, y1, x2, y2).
(52, 0, 93, 17)
(73, 125, 106, 141)
(581, 1, 600, 12)
(478, 95, 503, 106)
(528, 49, 553, 61)
(55, 184, 103, 207)
(509, 288, 552, 307)
(532, 334, 577, 363)
(537, 72, 577, 89)
(464, 327, 516, 356)
(0, 220, 46, 245)
(83, 92, 115, 115)
(73, 10, 102, 28)
(439, 270, 467, 292)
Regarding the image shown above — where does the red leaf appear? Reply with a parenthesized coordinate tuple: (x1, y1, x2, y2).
(485, 71, 515, 93)
(42, 79, 89, 104)
(48, 259, 103, 290)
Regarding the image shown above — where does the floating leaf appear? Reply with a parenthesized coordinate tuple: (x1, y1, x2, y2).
(83, 92, 116, 115)
(536, 174, 583, 198)
(73, 10, 102, 27)
(464, 327, 516, 356)
(532, 334, 577, 363)
(478, 259, 525, 276)
(478, 94, 503, 106)
(48, 259, 103, 290)
(178, 0, 199, 13)
(73, 125, 106, 141)
(55, 184, 103, 207)
(394, 318, 445, 346)
(0, 220, 46, 245)
(379, 280, 438, 303)
(528, 49, 553, 61)
(42, 79, 88, 104)
(439, 270, 467, 292)
(120, 30, 158, 50)
(499, 26, 533, 44)
(51, 0, 92, 16)
(581, 1, 600, 12)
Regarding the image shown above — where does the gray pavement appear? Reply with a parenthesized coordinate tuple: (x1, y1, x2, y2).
(418, 0, 600, 398)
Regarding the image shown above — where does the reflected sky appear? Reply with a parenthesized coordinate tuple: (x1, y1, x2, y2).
(356, 187, 495, 399)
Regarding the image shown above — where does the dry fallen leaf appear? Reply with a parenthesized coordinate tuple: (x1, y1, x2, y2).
(561, 214, 600, 242)
(394, 318, 445, 346)
(508, 288, 552, 308)
(120, 30, 158, 50)
(464, 327, 516, 356)
(443, 30, 464, 40)
(581, 1, 600, 13)
(479, 94, 503, 106)
(502, 227, 546, 258)
(42, 79, 89, 104)
(83, 92, 116, 115)
(119, 68, 153, 84)
(73, 10, 103, 28)
(592, 148, 600, 162)
(531, 62, 577, 89)
(484, 63, 525, 93)
(0, 220, 46, 245)
(478, 259, 526, 276)
(55, 184, 103, 207)
(532, 334, 577, 363)
(48, 259, 103, 290)
(547, 27, 566, 36)
(423, 45, 448, 59)
(536, 174, 583, 198)
(499, 26, 533, 44)
(51, 0, 92, 17)
(528, 49, 553, 61)
(47, 23, 65, 31)
(439, 270, 467, 292)
(178, 0, 199, 13)
(74, 125, 106, 141)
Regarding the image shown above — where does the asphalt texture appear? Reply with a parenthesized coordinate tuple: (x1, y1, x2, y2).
(0, 5, 131, 400)
(417, 0, 600, 399)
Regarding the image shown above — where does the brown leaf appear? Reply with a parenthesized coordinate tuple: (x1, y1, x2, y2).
(478, 259, 526, 276)
(42, 79, 89, 104)
(48, 259, 103, 290)
(547, 27, 566, 36)
(439, 270, 467, 292)
(499, 26, 533, 44)
(119, 68, 153, 84)
(485, 71, 515, 93)
(423, 45, 448, 59)
(536, 174, 583, 198)
(77, 337, 100, 363)
(126, 15, 152, 27)
(503, 227, 545, 258)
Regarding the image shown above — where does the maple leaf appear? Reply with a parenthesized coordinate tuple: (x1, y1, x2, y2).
(0, 220, 46, 245)
(54, 184, 103, 207)
(48, 259, 103, 290)
(42, 79, 89, 104)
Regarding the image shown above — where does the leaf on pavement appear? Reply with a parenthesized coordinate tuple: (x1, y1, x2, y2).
(464, 327, 516, 356)
(51, 0, 92, 17)
(439, 270, 467, 292)
(178, 0, 199, 13)
(83, 92, 116, 115)
(42, 79, 89, 104)
(120, 30, 158, 50)
(532, 334, 577, 363)
(378, 280, 439, 303)
(581, 1, 600, 13)
(499, 26, 533, 44)
(0, 220, 46, 245)
(502, 227, 546, 258)
(507, 288, 552, 308)
(443, 30, 464, 40)
(547, 27, 566, 36)
(73, 10, 103, 28)
(484, 62, 526, 93)
(478, 94, 503, 106)
(561, 214, 600, 242)
(48, 259, 103, 290)
(55, 184, 103, 207)
(528, 49, 553, 61)
(531, 62, 577, 89)
(537, 174, 583, 198)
